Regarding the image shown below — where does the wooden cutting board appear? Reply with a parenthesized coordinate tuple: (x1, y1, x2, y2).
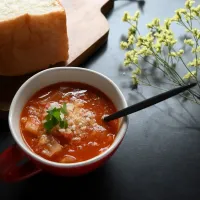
(0, 0, 113, 118)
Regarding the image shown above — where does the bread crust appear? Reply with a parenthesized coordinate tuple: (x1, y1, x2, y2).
(0, 0, 68, 76)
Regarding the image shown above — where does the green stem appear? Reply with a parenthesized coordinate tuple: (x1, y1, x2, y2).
(186, 19, 200, 89)
(152, 50, 182, 85)
(167, 47, 171, 65)
(171, 46, 196, 79)
(193, 37, 200, 89)
(127, 21, 140, 36)
(152, 52, 175, 80)
(178, 18, 200, 90)
(156, 52, 184, 84)
(134, 63, 151, 84)
(138, 79, 199, 104)
(189, 9, 193, 28)
(179, 20, 191, 32)
(136, 21, 141, 35)
(153, 49, 200, 100)
(140, 55, 192, 93)
(140, 55, 175, 83)
(179, 56, 198, 81)
(194, 17, 200, 26)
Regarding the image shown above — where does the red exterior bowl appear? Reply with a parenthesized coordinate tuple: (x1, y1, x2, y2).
(0, 67, 128, 182)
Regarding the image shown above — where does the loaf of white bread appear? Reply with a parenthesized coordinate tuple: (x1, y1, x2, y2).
(0, 0, 68, 76)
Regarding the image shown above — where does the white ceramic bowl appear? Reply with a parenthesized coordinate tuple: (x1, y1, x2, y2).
(6, 67, 128, 179)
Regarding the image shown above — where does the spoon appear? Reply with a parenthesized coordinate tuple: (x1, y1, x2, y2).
(103, 82, 197, 122)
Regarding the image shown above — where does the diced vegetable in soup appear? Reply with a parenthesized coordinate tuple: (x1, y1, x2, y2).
(20, 82, 119, 163)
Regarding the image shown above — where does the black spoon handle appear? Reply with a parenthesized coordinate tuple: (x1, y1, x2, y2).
(104, 82, 197, 122)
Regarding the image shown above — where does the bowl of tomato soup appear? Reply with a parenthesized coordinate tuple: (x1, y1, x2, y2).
(0, 67, 128, 182)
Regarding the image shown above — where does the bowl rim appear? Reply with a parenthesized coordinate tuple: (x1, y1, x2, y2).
(9, 67, 128, 168)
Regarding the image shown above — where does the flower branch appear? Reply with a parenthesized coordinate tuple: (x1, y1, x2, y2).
(120, 0, 200, 105)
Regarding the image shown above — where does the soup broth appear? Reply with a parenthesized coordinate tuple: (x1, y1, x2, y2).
(20, 82, 119, 163)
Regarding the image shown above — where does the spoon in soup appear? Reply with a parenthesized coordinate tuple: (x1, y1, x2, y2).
(103, 82, 197, 122)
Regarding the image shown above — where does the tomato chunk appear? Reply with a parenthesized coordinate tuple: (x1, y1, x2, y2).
(25, 117, 41, 136)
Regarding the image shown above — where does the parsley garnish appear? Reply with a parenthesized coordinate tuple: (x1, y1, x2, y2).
(44, 103, 68, 132)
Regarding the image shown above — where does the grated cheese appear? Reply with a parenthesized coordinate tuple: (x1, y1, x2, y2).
(66, 128, 72, 134)
(50, 100, 108, 143)
(80, 126, 86, 130)
(67, 103, 74, 112)
(58, 129, 65, 133)
(88, 141, 98, 146)
(72, 137, 81, 141)
(71, 125, 76, 130)
(42, 119, 47, 123)
(60, 112, 64, 120)
(48, 102, 61, 110)
(86, 117, 90, 121)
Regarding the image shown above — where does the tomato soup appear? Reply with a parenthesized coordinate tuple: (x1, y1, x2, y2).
(20, 82, 119, 163)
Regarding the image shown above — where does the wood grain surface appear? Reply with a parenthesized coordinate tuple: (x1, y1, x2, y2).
(0, 0, 113, 118)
